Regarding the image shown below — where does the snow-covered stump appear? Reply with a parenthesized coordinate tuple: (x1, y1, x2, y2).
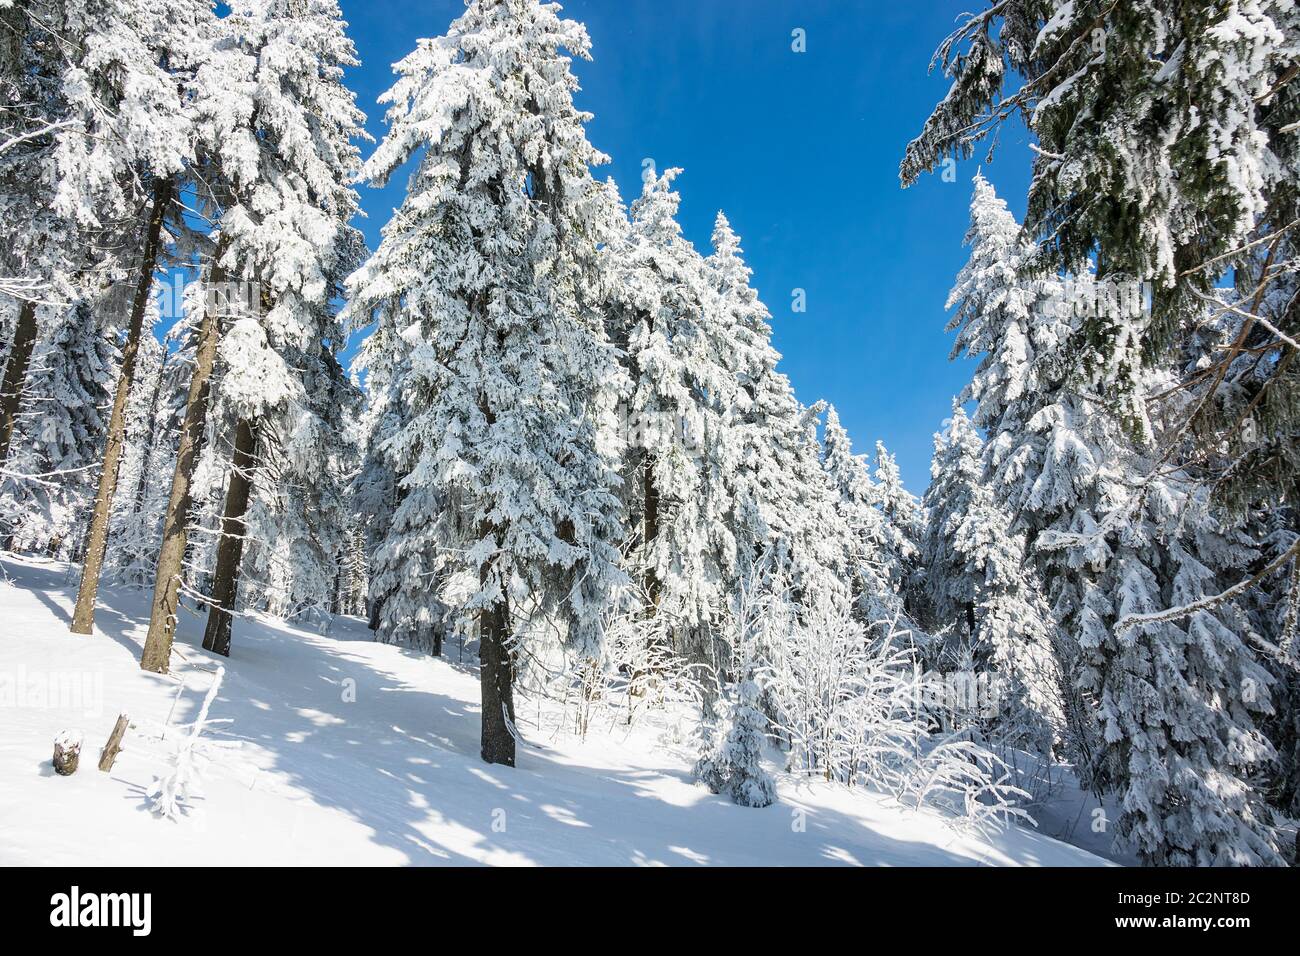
(52, 730, 83, 775)
(98, 714, 129, 772)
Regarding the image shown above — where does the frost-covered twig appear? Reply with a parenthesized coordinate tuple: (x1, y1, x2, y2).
(0, 119, 74, 156)
(147, 667, 238, 821)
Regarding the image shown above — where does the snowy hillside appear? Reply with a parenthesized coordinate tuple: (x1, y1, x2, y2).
(0, 556, 1111, 867)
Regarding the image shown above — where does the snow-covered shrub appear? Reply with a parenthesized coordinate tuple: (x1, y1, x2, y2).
(746, 571, 1031, 830)
(515, 582, 706, 741)
(694, 671, 776, 808)
(148, 667, 234, 822)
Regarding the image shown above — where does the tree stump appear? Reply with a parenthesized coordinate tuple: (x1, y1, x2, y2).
(98, 714, 129, 772)
(53, 730, 83, 776)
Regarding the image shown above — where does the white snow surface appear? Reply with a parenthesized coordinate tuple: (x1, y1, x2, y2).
(0, 555, 1114, 867)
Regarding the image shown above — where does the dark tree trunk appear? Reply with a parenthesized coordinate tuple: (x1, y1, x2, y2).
(140, 245, 228, 673)
(201, 416, 257, 657)
(479, 598, 515, 766)
(0, 298, 37, 474)
(72, 176, 175, 635)
(965, 601, 977, 640)
(478, 519, 515, 766)
(642, 451, 661, 609)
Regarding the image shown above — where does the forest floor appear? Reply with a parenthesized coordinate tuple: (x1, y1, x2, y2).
(0, 553, 1117, 866)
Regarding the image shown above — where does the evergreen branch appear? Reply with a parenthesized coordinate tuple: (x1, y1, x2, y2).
(1116, 539, 1300, 633)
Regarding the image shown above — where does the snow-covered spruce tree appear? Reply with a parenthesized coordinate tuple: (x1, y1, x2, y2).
(919, 401, 1061, 752)
(870, 440, 924, 613)
(349, 0, 627, 766)
(0, 0, 87, 478)
(0, 296, 119, 558)
(947, 174, 1284, 865)
(1169, 245, 1300, 821)
(340, 523, 370, 618)
(604, 165, 737, 657)
(907, 13, 1300, 831)
(694, 662, 777, 809)
(139, 0, 367, 669)
(703, 211, 774, 585)
(243, 347, 362, 628)
(902, 1, 1298, 413)
(903, 3, 1300, 590)
(918, 404, 981, 643)
(701, 213, 852, 636)
(820, 404, 909, 627)
(197, 0, 366, 659)
(64, 0, 212, 634)
(349, 379, 411, 637)
(1239, 508, 1300, 816)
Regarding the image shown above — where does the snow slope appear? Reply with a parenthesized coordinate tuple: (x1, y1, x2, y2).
(0, 555, 1113, 867)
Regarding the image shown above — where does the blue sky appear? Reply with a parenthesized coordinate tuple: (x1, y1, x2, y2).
(340, 0, 1036, 490)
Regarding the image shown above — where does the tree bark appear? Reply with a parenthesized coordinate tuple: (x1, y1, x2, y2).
(479, 599, 515, 766)
(642, 451, 661, 609)
(140, 248, 228, 673)
(201, 416, 257, 657)
(478, 520, 515, 766)
(71, 176, 174, 634)
(0, 298, 38, 474)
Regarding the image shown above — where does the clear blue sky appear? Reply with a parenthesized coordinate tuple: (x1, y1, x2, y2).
(340, 0, 1036, 490)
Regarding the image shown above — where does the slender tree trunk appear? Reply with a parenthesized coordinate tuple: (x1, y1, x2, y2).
(71, 177, 174, 635)
(0, 298, 38, 474)
(201, 416, 257, 657)
(642, 451, 661, 609)
(139, 247, 229, 673)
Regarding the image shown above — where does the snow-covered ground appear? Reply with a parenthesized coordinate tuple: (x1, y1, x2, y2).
(0, 555, 1114, 866)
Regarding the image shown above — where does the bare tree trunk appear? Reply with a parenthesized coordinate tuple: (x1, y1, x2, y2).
(201, 416, 257, 657)
(140, 247, 228, 674)
(0, 298, 38, 474)
(71, 177, 174, 634)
